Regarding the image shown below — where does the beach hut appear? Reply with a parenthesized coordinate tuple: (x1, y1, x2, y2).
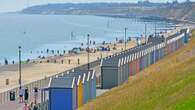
(129, 55, 133, 76)
(90, 70, 96, 99)
(139, 51, 143, 71)
(126, 56, 130, 78)
(60, 72, 84, 108)
(74, 70, 97, 100)
(146, 48, 150, 67)
(135, 52, 140, 73)
(158, 43, 163, 59)
(139, 43, 150, 69)
(148, 47, 152, 66)
(83, 72, 91, 104)
(77, 75, 84, 108)
(143, 50, 147, 69)
(183, 29, 189, 43)
(125, 56, 129, 74)
(101, 55, 122, 89)
(101, 47, 137, 89)
(120, 57, 124, 84)
(123, 56, 129, 82)
(131, 53, 136, 75)
(69, 70, 93, 104)
(150, 46, 155, 65)
(59, 69, 96, 108)
(48, 77, 76, 110)
(118, 58, 122, 85)
(156, 44, 160, 61)
(122, 56, 129, 83)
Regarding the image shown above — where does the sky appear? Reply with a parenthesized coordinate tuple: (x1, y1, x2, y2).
(0, 0, 194, 12)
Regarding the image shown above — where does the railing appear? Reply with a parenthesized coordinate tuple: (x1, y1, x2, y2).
(0, 77, 50, 104)
(0, 60, 101, 105)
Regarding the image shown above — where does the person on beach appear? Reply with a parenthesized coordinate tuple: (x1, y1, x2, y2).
(46, 49, 49, 54)
(4, 58, 8, 65)
(19, 87, 24, 103)
(51, 50, 54, 54)
(93, 41, 96, 45)
(77, 58, 80, 65)
(12, 60, 15, 64)
(61, 60, 64, 64)
(23, 103, 30, 110)
(116, 37, 118, 42)
(57, 50, 60, 54)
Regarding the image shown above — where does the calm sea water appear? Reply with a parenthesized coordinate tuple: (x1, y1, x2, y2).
(0, 14, 174, 64)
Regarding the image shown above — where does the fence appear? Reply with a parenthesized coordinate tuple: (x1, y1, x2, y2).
(0, 59, 100, 105)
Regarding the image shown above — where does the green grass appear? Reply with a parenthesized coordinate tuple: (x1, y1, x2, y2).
(176, 96, 195, 110)
(81, 30, 195, 110)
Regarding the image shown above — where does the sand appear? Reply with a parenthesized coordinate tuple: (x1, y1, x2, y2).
(0, 41, 137, 92)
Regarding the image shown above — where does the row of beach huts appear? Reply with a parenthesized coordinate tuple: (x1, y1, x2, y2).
(42, 28, 190, 110)
(100, 28, 190, 89)
(44, 69, 96, 110)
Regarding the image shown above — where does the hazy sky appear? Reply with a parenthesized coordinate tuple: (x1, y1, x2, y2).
(0, 0, 194, 12)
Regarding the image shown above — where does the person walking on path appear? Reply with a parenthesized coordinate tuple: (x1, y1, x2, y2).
(19, 87, 24, 103)
(29, 102, 34, 110)
(24, 87, 29, 103)
(33, 103, 38, 110)
(23, 103, 30, 110)
(34, 87, 39, 104)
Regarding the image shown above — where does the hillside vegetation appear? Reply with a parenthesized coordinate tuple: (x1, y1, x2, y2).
(127, 3, 195, 22)
(21, 2, 195, 22)
(81, 30, 195, 110)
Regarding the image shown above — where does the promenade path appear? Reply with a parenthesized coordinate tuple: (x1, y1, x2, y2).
(0, 86, 49, 110)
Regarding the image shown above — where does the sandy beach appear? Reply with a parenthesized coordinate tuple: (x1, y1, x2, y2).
(0, 40, 137, 93)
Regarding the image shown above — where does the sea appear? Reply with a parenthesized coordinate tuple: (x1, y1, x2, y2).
(0, 14, 175, 64)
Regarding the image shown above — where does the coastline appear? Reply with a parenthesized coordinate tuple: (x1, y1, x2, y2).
(0, 40, 137, 93)
(0, 16, 193, 93)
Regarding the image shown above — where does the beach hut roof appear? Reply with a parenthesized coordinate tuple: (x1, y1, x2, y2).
(91, 70, 96, 80)
(118, 59, 121, 67)
(82, 73, 86, 84)
(101, 41, 156, 67)
(49, 77, 75, 89)
(87, 72, 91, 81)
(166, 31, 183, 41)
(101, 56, 120, 67)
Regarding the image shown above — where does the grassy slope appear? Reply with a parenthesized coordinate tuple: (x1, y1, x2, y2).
(81, 30, 195, 110)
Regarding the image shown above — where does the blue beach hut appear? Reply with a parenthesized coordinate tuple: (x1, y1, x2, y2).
(48, 77, 76, 110)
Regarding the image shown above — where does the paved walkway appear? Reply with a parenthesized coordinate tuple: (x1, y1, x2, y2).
(0, 90, 43, 110)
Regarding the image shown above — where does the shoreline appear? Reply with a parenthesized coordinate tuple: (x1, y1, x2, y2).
(0, 39, 137, 93)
